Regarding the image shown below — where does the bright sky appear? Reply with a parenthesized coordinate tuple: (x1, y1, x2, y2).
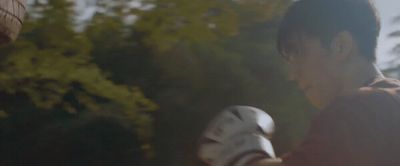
(372, 0, 400, 69)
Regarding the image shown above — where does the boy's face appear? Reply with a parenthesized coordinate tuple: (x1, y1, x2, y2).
(284, 36, 341, 109)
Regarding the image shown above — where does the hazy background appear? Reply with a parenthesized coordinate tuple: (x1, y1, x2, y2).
(374, 0, 400, 68)
(0, 0, 399, 166)
(74, 0, 400, 68)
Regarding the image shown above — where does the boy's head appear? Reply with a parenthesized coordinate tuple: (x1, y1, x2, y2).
(277, 0, 380, 62)
(277, 0, 382, 109)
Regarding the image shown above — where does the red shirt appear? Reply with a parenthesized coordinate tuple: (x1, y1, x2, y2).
(283, 78, 400, 166)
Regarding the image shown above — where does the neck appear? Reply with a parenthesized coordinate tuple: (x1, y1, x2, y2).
(339, 57, 384, 95)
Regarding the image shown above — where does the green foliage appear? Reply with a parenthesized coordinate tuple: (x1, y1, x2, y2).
(136, 0, 290, 52)
(0, 0, 157, 156)
(135, 0, 234, 51)
(85, 0, 311, 165)
(70, 0, 311, 165)
(0, 0, 313, 165)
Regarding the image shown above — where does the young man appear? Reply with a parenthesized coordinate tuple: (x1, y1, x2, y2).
(251, 0, 400, 165)
(199, 0, 400, 165)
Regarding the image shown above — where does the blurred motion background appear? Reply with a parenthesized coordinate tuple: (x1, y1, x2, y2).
(0, 0, 399, 165)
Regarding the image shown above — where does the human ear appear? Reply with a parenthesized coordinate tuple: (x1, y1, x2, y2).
(330, 31, 354, 62)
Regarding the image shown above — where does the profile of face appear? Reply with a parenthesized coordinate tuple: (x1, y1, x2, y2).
(283, 35, 346, 110)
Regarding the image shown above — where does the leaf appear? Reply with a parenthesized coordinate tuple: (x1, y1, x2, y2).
(392, 43, 400, 55)
(388, 30, 400, 38)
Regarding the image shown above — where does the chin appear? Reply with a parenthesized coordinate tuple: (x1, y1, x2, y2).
(306, 90, 336, 110)
(307, 95, 326, 110)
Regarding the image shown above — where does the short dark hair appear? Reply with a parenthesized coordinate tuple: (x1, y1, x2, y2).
(277, 0, 380, 62)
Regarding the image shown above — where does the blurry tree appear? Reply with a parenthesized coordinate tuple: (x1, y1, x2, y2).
(136, 0, 290, 51)
(39, 112, 145, 166)
(0, 0, 313, 165)
(0, 110, 145, 166)
(0, 0, 157, 158)
(76, 0, 312, 166)
(84, 0, 311, 165)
